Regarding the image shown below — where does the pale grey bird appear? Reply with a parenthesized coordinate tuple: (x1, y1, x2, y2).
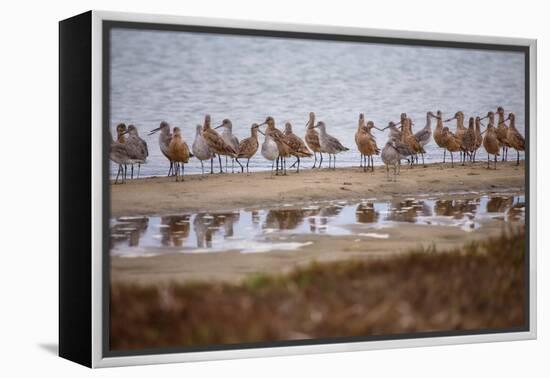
(109, 131, 130, 184)
(313, 121, 349, 169)
(122, 124, 148, 179)
(258, 128, 279, 177)
(215, 119, 241, 173)
(413, 111, 438, 167)
(381, 139, 402, 181)
(192, 124, 213, 175)
(148, 121, 174, 176)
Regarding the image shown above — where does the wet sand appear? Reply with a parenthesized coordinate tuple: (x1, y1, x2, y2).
(111, 220, 523, 285)
(111, 161, 525, 217)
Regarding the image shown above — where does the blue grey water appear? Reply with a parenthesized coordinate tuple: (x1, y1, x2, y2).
(110, 28, 525, 176)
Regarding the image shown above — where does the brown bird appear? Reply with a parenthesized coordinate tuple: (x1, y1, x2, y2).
(444, 111, 467, 162)
(441, 126, 462, 168)
(505, 113, 525, 166)
(284, 122, 312, 173)
(496, 106, 510, 161)
(355, 113, 367, 168)
(401, 117, 424, 167)
(168, 127, 190, 182)
(356, 117, 380, 172)
(201, 114, 238, 173)
(304, 112, 322, 168)
(433, 110, 447, 163)
(110, 130, 130, 184)
(259, 116, 292, 175)
(236, 123, 261, 173)
(483, 116, 500, 169)
(460, 117, 477, 164)
(116, 123, 127, 144)
(473, 116, 483, 162)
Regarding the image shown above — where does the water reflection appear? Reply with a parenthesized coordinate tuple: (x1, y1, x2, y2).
(110, 194, 525, 254)
(355, 203, 379, 224)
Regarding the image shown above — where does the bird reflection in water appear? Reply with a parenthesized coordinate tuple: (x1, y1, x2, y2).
(110, 217, 149, 248)
(355, 202, 379, 223)
(193, 212, 240, 248)
(160, 215, 191, 247)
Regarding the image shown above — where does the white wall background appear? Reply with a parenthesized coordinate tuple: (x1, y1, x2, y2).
(0, 0, 547, 376)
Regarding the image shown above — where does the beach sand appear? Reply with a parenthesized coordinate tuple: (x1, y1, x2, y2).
(110, 161, 525, 217)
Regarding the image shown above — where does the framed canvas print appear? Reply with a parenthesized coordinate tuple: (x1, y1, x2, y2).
(59, 10, 537, 368)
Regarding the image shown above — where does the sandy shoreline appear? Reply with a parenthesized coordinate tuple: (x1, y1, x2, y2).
(111, 161, 525, 217)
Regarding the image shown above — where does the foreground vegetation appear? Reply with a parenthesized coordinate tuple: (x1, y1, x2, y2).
(111, 227, 525, 350)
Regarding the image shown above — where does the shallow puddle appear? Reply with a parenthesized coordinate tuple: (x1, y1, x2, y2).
(110, 193, 525, 256)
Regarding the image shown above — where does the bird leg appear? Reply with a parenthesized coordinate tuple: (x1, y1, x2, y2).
(450, 152, 454, 168)
(167, 161, 173, 177)
(235, 158, 243, 173)
(312, 152, 317, 169)
(246, 158, 250, 173)
(200, 160, 204, 175)
(218, 155, 223, 173)
(333, 154, 336, 169)
(517, 150, 520, 166)
(487, 154, 490, 169)
(443, 149, 446, 163)
(296, 156, 300, 173)
(494, 154, 497, 169)
(421, 153, 425, 167)
(328, 154, 331, 169)
(115, 165, 121, 184)
(181, 162, 185, 181)
(137, 163, 141, 179)
(131, 164, 134, 179)
(210, 157, 214, 174)
(318, 153, 323, 168)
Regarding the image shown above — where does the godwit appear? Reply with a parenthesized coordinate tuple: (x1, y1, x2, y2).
(381, 138, 402, 181)
(401, 117, 424, 167)
(258, 116, 291, 175)
(445, 111, 467, 162)
(202, 114, 238, 173)
(257, 127, 279, 177)
(313, 121, 349, 169)
(148, 121, 174, 176)
(110, 131, 130, 184)
(304, 112, 322, 168)
(116, 123, 127, 144)
(460, 117, 477, 164)
(441, 126, 462, 168)
(356, 116, 380, 172)
(483, 117, 500, 169)
(413, 111, 437, 167)
(433, 111, 447, 163)
(473, 116, 483, 162)
(496, 107, 510, 161)
(192, 124, 213, 175)
(215, 119, 241, 173)
(123, 124, 149, 179)
(236, 123, 261, 173)
(505, 113, 525, 166)
(284, 122, 312, 173)
(355, 114, 366, 168)
(168, 127, 191, 182)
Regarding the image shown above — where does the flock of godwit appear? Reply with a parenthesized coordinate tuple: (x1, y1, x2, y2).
(110, 107, 524, 183)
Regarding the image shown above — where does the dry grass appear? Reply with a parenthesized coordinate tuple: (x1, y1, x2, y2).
(110, 227, 525, 351)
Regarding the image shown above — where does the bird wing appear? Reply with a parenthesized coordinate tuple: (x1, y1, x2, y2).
(328, 135, 349, 151)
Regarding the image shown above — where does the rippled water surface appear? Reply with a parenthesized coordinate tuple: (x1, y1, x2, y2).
(110, 29, 525, 176)
(110, 193, 525, 256)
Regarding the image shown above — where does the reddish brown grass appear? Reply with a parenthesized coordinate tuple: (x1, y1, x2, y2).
(110, 228, 525, 351)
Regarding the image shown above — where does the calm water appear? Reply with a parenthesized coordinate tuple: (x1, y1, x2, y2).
(110, 193, 525, 256)
(110, 29, 525, 176)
